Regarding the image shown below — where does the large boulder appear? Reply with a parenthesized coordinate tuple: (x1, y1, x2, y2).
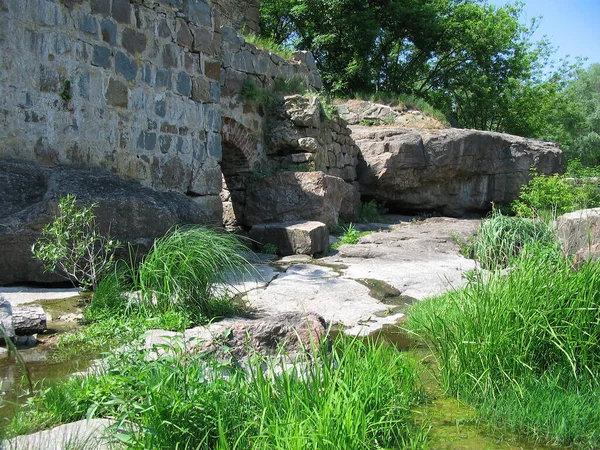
(557, 207, 600, 255)
(354, 127, 564, 216)
(244, 171, 348, 228)
(0, 160, 222, 285)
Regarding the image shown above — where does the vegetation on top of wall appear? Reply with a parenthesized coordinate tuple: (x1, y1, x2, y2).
(241, 33, 294, 60)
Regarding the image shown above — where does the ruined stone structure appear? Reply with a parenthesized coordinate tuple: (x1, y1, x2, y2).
(0, 0, 344, 228)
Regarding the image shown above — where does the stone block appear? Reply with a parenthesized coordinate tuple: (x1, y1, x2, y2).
(100, 18, 117, 45)
(162, 44, 179, 68)
(122, 27, 147, 55)
(176, 19, 193, 48)
(249, 221, 329, 256)
(111, 0, 130, 24)
(80, 14, 98, 36)
(176, 71, 192, 96)
(192, 76, 210, 102)
(105, 78, 128, 107)
(155, 69, 172, 88)
(204, 60, 220, 80)
(155, 98, 166, 117)
(115, 51, 137, 80)
(184, 0, 212, 27)
(91, 0, 110, 15)
(92, 45, 111, 68)
(137, 131, 157, 151)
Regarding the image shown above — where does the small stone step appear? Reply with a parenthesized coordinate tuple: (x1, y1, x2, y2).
(250, 221, 329, 256)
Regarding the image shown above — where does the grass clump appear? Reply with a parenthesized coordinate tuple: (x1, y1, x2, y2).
(359, 200, 387, 223)
(7, 337, 428, 449)
(330, 223, 371, 249)
(466, 211, 556, 269)
(242, 33, 294, 60)
(405, 246, 600, 448)
(136, 226, 252, 323)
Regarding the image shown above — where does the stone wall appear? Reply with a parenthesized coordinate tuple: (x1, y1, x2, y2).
(0, 0, 226, 220)
(0, 0, 349, 230)
(211, 0, 260, 35)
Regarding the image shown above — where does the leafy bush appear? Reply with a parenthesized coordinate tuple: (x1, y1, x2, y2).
(359, 200, 387, 223)
(405, 247, 600, 447)
(136, 226, 252, 322)
(467, 211, 556, 269)
(31, 195, 121, 290)
(511, 169, 600, 218)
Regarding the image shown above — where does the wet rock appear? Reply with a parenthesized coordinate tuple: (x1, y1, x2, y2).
(0, 295, 14, 340)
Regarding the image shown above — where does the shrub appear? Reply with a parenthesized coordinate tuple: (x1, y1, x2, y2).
(467, 211, 557, 269)
(31, 195, 121, 291)
(136, 226, 252, 322)
(359, 200, 387, 223)
(511, 169, 600, 218)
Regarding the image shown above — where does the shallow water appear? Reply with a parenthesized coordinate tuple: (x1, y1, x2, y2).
(368, 325, 561, 450)
(0, 295, 92, 424)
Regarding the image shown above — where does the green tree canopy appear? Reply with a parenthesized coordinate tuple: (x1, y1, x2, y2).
(260, 0, 592, 157)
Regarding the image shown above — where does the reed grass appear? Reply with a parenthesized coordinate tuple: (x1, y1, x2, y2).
(6, 337, 428, 449)
(467, 211, 557, 269)
(136, 226, 252, 322)
(405, 245, 600, 447)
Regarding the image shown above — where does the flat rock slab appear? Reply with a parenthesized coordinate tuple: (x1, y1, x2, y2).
(249, 221, 329, 256)
(0, 287, 80, 307)
(5, 419, 119, 450)
(245, 264, 404, 335)
(323, 217, 479, 300)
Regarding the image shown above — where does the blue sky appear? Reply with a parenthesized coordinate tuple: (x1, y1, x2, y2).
(487, 0, 600, 67)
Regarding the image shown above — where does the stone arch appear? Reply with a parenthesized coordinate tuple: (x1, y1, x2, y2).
(220, 117, 260, 226)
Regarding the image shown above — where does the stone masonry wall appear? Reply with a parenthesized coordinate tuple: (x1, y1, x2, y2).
(0, 0, 223, 220)
(211, 0, 260, 35)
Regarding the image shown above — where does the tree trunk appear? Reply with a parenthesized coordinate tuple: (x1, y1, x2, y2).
(12, 306, 47, 335)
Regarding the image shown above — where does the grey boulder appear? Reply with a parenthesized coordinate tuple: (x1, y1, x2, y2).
(0, 159, 221, 285)
(355, 127, 564, 216)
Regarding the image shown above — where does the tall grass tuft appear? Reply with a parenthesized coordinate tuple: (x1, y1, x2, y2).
(136, 226, 252, 322)
(467, 211, 556, 269)
(405, 246, 600, 447)
(7, 337, 428, 449)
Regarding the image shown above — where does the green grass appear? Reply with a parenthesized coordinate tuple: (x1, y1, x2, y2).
(330, 223, 371, 249)
(359, 200, 387, 223)
(136, 226, 253, 323)
(242, 33, 294, 60)
(465, 211, 557, 269)
(7, 337, 428, 449)
(404, 245, 600, 448)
